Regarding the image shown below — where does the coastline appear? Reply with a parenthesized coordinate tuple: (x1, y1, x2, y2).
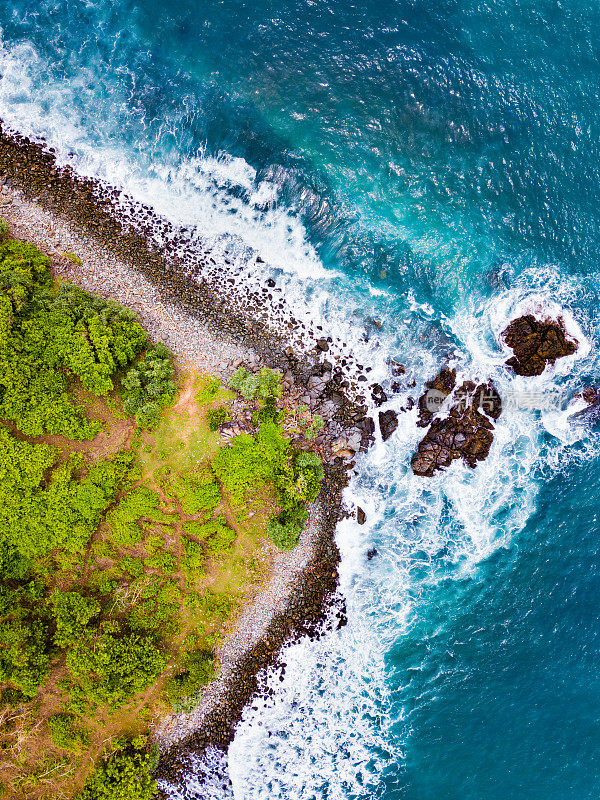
(0, 125, 368, 788)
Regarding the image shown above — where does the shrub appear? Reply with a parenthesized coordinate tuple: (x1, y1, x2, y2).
(0, 220, 9, 240)
(200, 590, 233, 619)
(305, 414, 325, 440)
(106, 487, 161, 548)
(51, 590, 101, 648)
(78, 737, 158, 800)
(48, 713, 90, 752)
(66, 623, 166, 708)
(207, 405, 229, 431)
(121, 343, 175, 429)
(229, 366, 282, 401)
(166, 466, 221, 516)
(199, 517, 237, 555)
(278, 450, 324, 509)
(267, 505, 308, 550)
(251, 394, 284, 426)
(63, 252, 82, 266)
(212, 421, 290, 506)
(0, 615, 51, 697)
(180, 535, 207, 576)
(165, 649, 216, 710)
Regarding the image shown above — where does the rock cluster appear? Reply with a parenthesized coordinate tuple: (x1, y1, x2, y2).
(502, 314, 577, 376)
(411, 373, 502, 477)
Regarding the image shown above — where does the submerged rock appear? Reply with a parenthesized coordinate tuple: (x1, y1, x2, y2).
(502, 314, 577, 376)
(411, 377, 502, 477)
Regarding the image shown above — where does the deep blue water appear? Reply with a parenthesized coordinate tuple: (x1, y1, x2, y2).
(2, 1, 600, 798)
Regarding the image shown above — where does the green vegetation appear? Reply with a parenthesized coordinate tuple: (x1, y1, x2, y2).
(0, 224, 324, 799)
(78, 737, 158, 800)
(121, 342, 175, 429)
(165, 649, 217, 712)
(229, 365, 282, 401)
(47, 714, 90, 753)
(64, 252, 83, 266)
(207, 405, 229, 430)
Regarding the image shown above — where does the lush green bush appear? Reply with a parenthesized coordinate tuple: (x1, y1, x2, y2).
(0, 616, 51, 697)
(66, 622, 166, 708)
(0, 429, 134, 565)
(305, 414, 325, 440)
(278, 450, 324, 509)
(78, 737, 158, 800)
(0, 238, 148, 438)
(48, 713, 90, 752)
(51, 590, 101, 648)
(106, 487, 161, 548)
(212, 421, 291, 506)
(251, 394, 284, 427)
(198, 517, 237, 555)
(267, 505, 309, 550)
(165, 465, 222, 516)
(165, 649, 216, 711)
(180, 534, 207, 578)
(121, 343, 175, 429)
(229, 366, 282, 401)
(200, 590, 233, 619)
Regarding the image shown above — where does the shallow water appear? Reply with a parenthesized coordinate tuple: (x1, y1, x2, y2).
(2, 1, 600, 797)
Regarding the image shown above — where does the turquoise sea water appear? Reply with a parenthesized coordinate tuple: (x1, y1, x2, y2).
(2, 2, 600, 797)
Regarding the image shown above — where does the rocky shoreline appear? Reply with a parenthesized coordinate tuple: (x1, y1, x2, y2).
(0, 123, 378, 790)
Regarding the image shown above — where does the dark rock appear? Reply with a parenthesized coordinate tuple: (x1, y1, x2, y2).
(379, 409, 398, 442)
(266, 278, 276, 288)
(316, 338, 329, 352)
(366, 548, 377, 560)
(417, 367, 456, 427)
(357, 507, 366, 525)
(411, 380, 502, 477)
(502, 314, 577, 376)
(371, 383, 387, 407)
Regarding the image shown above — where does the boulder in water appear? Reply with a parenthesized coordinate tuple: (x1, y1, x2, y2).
(379, 409, 398, 441)
(502, 314, 577, 376)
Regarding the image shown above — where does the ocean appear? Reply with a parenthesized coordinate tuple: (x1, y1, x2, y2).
(2, 1, 600, 797)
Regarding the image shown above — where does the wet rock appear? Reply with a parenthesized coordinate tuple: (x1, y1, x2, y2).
(366, 548, 377, 560)
(571, 386, 600, 420)
(417, 367, 456, 427)
(411, 380, 502, 477)
(316, 337, 329, 352)
(371, 383, 387, 407)
(378, 409, 398, 442)
(502, 314, 577, 376)
(357, 507, 367, 525)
